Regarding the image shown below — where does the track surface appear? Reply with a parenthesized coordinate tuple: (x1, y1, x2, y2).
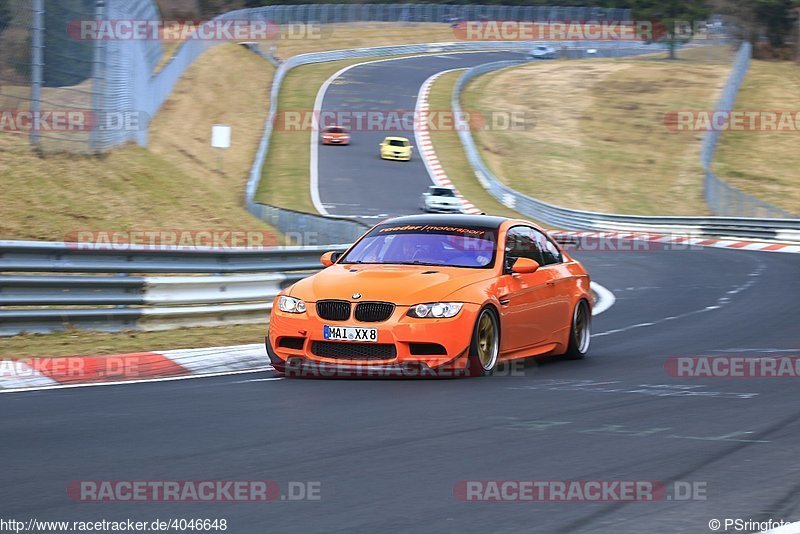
(3, 55, 800, 533)
(315, 51, 523, 221)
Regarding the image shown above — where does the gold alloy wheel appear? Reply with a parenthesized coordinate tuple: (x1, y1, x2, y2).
(574, 301, 591, 354)
(477, 310, 499, 370)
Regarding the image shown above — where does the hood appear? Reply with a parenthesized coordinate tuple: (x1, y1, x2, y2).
(289, 263, 495, 305)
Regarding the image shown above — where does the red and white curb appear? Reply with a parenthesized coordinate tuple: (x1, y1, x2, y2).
(413, 74, 800, 255)
(415, 69, 482, 215)
(0, 284, 617, 393)
(549, 230, 800, 254)
(0, 344, 271, 393)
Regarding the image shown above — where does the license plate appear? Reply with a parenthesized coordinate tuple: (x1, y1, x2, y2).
(323, 325, 378, 342)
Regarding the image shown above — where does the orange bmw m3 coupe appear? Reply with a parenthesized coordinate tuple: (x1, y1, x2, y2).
(266, 215, 592, 377)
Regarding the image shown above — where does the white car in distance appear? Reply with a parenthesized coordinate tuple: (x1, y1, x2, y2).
(420, 186, 465, 213)
(529, 44, 558, 59)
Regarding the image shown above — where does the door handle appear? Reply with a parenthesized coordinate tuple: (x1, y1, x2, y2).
(546, 279, 557, 287)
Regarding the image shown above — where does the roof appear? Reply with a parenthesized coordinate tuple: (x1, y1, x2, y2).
(383, 136, 410, 141)
(377, 214, 509, 229)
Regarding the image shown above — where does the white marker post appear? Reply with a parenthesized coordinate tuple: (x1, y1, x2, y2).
(211, 124, 231, 173)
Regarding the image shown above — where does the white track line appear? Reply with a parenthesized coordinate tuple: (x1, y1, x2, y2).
(310, 52, 505, 216)
(760, 521, 800, 533)
(590, 282, 616, 316)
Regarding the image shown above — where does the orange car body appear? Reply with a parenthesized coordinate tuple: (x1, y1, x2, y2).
(320, 126, 350, 145)
(266, 215, 592, 377)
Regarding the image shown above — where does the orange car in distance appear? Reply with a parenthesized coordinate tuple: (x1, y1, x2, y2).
(266, 214, 592, 378)
(320, 125, 350, 145)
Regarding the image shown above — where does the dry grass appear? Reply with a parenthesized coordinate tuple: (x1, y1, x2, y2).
(0, 323, 267, 359)
(148, 42, 273, 200)
(0, 44, 279, 242)
(714, 60, 800, 215)
(272, 22, 457, 58)
(464, 48, 735, 215)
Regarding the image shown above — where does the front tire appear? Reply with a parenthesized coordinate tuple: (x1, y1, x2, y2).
(563, 299, 591, 360)
(467, 307, 500, 376)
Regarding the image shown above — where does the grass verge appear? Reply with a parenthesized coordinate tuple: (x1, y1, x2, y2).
(714, 60, 800, 215)
(0, 43, 278, 241)
(462, 48, 735, 216)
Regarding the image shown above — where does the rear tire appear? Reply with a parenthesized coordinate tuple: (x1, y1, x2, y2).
(467, 307, 500, 377)
(563, 299, 591, 360)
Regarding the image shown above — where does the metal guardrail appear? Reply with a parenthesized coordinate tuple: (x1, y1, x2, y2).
(7, 2, 630, 154)
(701, 43, 796, 219)
(0, 242, 347, 336)
(451, 54, 800, 237)
(245, 40, 658, 243)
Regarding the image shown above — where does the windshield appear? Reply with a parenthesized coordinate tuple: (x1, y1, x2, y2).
(430, 188, 456, 197)
(324, 127, 345, 134)
(388, 139, 408, 147)
(341, 224, 497, 268)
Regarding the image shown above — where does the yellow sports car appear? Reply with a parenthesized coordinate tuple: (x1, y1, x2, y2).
(379, 136, 413, 161)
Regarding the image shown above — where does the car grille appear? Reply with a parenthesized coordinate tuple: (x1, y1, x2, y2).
(354, 302, 395, 323)
(311, 341, 397, 361)
(278, 337, 305, 350)
(316, 300, 351, 321)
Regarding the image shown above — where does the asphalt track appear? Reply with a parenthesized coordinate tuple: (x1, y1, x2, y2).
(3, 54, 800, 534)
(314, 51, 524, 221)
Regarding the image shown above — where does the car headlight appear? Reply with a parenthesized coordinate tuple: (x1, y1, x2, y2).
(407, 302, 463, 318)
(278, 296, 306, 314)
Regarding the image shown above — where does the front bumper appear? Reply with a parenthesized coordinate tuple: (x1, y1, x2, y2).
(267, 302, 479, 377)
(322, 138, 349, 145)
(381, 151, 411, 161)
(424, 203, 464, 213)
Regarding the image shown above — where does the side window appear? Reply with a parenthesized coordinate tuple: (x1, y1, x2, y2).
(505, 227, 543, 266)
(533, 230, 563, 265)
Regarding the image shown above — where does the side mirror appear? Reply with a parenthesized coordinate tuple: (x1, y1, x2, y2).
(320, 251, 341, 267)
(511, 257, 540, 274)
